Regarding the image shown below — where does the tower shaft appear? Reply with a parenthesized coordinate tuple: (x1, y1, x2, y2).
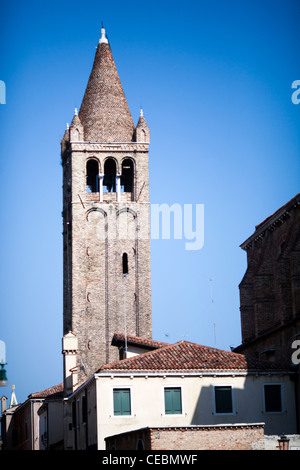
(61, 28, 152, 382)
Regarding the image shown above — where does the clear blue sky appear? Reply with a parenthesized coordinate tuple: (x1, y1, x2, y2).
(0, 0, 299, 405)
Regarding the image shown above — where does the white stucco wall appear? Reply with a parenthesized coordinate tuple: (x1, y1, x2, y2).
(93, 372, 297, 450)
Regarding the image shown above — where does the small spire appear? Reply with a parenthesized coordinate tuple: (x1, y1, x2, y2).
(99, 24, 108, 44)
(140, 107, 144, 117)
(10, 385, 18, 407)
(74, 107, 78, 116)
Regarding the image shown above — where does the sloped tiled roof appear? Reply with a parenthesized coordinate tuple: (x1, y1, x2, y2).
(112, 333, 168, 350)
(28, 383, 64, 399)
(98, 340, 287, 373)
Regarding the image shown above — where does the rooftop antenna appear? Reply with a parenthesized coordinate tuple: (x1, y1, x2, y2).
(208, 278, 217, 347)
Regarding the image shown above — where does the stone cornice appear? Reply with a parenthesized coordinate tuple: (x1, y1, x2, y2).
(240, 193, 300, 251)
(69, 142, 149, 152)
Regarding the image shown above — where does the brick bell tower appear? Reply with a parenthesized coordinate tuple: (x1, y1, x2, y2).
(61, 26, 152, 385)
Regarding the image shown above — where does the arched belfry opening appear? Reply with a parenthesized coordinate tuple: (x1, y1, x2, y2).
(121, 159, 134, 194)
(86, 159, 99, 193)
(103, 158, 116, 192)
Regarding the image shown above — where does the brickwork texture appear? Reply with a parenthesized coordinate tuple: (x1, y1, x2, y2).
(61, 34, 152, 382)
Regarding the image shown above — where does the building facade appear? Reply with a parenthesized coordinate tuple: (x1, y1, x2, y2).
(236, 193, 300, 365)
(105, 424, 266, 451)
(0, 384, 63, 450)
(61, 27, 152, 383)
(234, 193, 300, 430)
(63, 337, 298, 450)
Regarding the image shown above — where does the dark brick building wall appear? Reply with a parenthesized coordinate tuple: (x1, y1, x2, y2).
(235, 193, 300, 366)
(105, 425, 265, 450)
(234, 194, 300, 432)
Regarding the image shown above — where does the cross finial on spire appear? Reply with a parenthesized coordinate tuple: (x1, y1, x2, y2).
(99, 24, 108, 44)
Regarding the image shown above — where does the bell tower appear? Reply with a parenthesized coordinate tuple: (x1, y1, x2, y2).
(61, 27, 152, 383)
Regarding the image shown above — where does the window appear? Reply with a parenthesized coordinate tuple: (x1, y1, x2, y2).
(164, 387, 182, 415)
(122, 253, 128, 275)
(264, 384, 282, 413)
(86, 159, 99, 193)
(82, 394, 87, 423)
(121, 159, 134, 193)
(214, 386, 233, 414)
(72, 400, 76, 428)
(113, 388, 131, 416)
(136, 439, 145, 450)
(104, 158, 116, 192)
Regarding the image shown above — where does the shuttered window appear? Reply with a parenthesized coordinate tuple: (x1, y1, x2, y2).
(214, 386, 233, 414)
(164, 387, 182, 414)
(113, 388, 131, 416)
(264, 384, 282, 412)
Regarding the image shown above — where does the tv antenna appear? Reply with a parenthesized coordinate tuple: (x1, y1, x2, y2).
(208, 278, 217, 347)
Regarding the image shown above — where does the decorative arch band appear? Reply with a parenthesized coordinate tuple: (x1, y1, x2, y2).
(86, 207, 108, 220)
(116, 207, 137, 218)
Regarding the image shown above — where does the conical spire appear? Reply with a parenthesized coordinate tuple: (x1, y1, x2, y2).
(79, 26, 135, 143)
(135, 107, 150, 142)
(10, 385, 18, 407)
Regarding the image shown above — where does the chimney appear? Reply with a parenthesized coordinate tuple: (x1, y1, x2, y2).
(1, 395, 7, 414)
(62, 332, 78, 395)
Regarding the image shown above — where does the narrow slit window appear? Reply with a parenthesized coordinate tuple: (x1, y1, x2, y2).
(86, 159, 99, 193)
(122, 253, 128, 275)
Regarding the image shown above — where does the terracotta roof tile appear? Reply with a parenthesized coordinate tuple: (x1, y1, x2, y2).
(112, 333, 168, 350)
(99, 340, 287, 373)
(28, 383, 64, 399)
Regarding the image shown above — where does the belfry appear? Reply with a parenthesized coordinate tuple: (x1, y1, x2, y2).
(61, 27, 152, 385)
